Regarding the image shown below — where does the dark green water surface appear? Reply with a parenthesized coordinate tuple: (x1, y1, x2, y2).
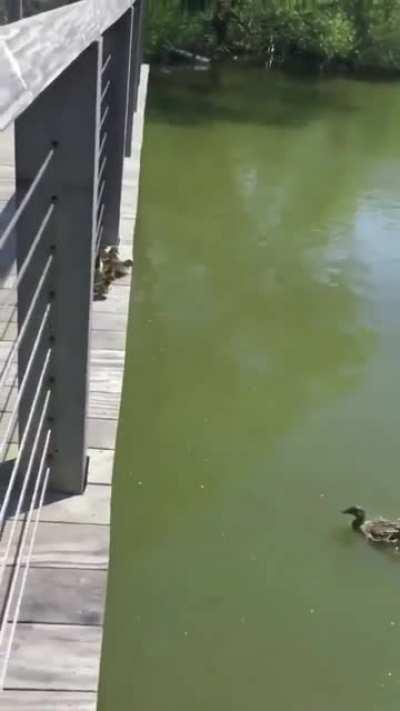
(99, 67, 400, 711)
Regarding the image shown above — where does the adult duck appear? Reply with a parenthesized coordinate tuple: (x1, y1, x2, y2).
(342, 506, 400, 544)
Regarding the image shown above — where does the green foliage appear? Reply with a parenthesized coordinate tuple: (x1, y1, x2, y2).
(146, 0, 400, 72)
(146, 0, 213, 58)
(347, 0, 400, 69)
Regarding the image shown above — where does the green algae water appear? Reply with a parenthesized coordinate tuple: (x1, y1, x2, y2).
(99, 67, 400, 711)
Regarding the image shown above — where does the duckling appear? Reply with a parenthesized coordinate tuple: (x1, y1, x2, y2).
(102, 246, 133, 281)
(342, 506, 400, 544)
(93, 259, 112, 301)
(94, 277, 110, 301)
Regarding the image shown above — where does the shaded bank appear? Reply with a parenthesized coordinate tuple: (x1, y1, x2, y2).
(146, 0, 400, 76)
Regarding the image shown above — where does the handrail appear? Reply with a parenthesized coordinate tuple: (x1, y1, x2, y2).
(0, 0, 136, 130)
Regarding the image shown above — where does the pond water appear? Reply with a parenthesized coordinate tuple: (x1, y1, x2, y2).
(99, 66, 400, 711)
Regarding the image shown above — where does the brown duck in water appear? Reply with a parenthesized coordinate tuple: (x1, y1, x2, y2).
(342, 506, 400, 544)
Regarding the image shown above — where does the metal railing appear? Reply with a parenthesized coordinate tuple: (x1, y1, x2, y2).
(1, 1, 85, 23)
(0, 0, 145, 688)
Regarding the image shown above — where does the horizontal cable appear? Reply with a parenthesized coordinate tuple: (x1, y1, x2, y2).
(97, 203, 105, 236)
(0, 349, 52, 533)
(0, 201, 55, 330)
(0, 389, 51, 606)
(0, 437, 51, 690)
(96, 224, 104, 253)
(0, 255, 53, 398)
(0, 147, 56, 253)
(16, 202, 56, 288)
(0, 304, 51, 463)
(100, 104, 110, 130)
(99, 130, 108, 158)
(98, 179, 106, 208)
(102, 53, 111, 75)
(101, 79, 111, 104)
(98, 155, 108, 185)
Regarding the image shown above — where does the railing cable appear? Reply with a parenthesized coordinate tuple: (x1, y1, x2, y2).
(0, 255, 53, 399)
(0, 304, 51, 463)
(0, 388, 52, 604)
(101, 79, 111, 104)
(0, 147, 56, 253)
(0, 432, 52, 690)
(96, 224, 104, 254)
(102, 53, 112, 75)
(98, 155, 108, 185)
(0, 348, 52, 533)
(101, 104, 110, 130)
(98, 179, 106, 208)
(0, 202, 55, 325)
(97, 203, 105, 235)
(99, 130, 108, 159)
(15, 203, 56, 289)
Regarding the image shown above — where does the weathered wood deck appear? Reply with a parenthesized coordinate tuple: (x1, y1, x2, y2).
(0, 64, 149, 709)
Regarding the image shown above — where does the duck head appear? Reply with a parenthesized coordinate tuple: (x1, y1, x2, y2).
(342, 506, 366, 530)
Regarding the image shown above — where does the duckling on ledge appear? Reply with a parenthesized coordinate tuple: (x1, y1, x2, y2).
(102, 246, 133, 281)
(342, 506, 400, 544)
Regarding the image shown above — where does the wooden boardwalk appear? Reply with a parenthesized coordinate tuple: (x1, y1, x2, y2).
(0, 65, 149, 709)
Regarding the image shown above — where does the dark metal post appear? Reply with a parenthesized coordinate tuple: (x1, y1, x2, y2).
(5, 0, 23, 21)
(15, 41, 102, 495)
(100, 8, 133, 247)
(125, 0, 144, 157)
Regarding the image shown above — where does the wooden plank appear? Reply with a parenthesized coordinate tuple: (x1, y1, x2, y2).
(3, 484, 112, 526)
(0, 305, 16, 322)
(0, 381, 16, 414)
(0, 522, 109, 569)
(91, 349, 125, 368)
(0, 123, 14, 166)
(39, 484, 110, 526)
(103, 278, 132, 288)
(89, 367, 123, 394)
(91, 329, 126, 351)
(0, 411, 18, 443)
(93, 287, 130, 314)
(87, 449, 114, 485)
(0, 322, 16, 340)
(87, 418, 118, 450)
(3, 624, 102, 691)
(5, 485, 111, 526)
(0, 690, 96, 710)
(0, 388, 121, 420)
(92, 312, 128, 332)
(116, 217, 135, 244)
(0, 568, 107, 625)
(1, 397, 117, 424)
(2, 443, 16, 460)
(0, 273, 16, 289)
(89, 390, 121, 420)
(0, 360, 125, 397)
(0, 340, 14, 361)
(0, 364, 17, 388)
